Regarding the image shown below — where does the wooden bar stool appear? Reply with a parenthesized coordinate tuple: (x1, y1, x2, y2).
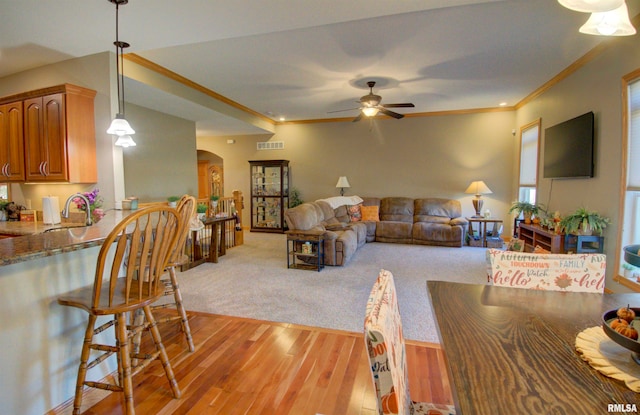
(58, 206, 182, 415)
(149, 194, 196, 351)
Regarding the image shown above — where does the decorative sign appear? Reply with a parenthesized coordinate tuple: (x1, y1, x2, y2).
(487, 249, 606, 293)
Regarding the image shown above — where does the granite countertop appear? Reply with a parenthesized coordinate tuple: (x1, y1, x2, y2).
(0, 210, 133, 267)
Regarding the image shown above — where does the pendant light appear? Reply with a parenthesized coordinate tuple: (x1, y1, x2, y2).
(579, 2, 637, 36)
(558, 0, 624, 13)
(106, 0, 136, 145)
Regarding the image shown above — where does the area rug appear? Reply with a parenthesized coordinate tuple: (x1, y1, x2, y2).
(177, 232, 488, 343)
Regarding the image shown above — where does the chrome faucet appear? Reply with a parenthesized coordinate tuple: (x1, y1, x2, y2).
(62, 193, 92, 226)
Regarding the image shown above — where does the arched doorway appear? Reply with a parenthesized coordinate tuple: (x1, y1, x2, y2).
(197, 150, 223, 200)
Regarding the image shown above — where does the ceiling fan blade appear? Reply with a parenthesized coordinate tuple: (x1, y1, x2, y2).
(352, 113, 363, 122)
(327, 107, 360, 114)
(379, 108, 404, 119)
(382, 103, 415, 108)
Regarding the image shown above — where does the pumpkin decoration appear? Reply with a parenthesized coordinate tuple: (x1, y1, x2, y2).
(615, 324, 639, 340)
(381, 387, 399, 414)
(616, 305, 636, 323)
(610, 318, 629, 330)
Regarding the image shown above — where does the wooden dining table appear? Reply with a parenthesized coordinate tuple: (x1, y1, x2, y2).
(427, 281, 639, 414)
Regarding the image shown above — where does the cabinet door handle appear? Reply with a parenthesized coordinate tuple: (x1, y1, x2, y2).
(43, 161, 48, 176)
(4, 163, 9, 177)
(1, 163, 7, 177)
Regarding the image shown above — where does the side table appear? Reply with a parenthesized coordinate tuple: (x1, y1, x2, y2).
(564, 234, 604, 253)
(286, 230, 325, 272)
(466, 217, 503, 248)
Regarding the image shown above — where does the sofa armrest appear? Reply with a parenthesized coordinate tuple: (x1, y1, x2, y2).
(450, 217, 468, 227)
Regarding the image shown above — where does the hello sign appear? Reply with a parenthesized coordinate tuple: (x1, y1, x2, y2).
(486, 249, 606, 293)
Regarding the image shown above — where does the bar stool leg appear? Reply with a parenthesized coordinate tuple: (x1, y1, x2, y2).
(143, 305, 182, 398)
(72, 314, 97, 415)
(115, 312, 135, 415)
(168, 266, 195, 352)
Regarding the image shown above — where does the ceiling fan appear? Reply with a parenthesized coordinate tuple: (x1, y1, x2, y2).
(329, 81, 415, 122)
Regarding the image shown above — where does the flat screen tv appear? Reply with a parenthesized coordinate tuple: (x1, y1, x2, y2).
(543, 111, 594, 179)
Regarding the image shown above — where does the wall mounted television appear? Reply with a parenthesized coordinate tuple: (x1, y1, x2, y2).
(543, 111, 595, 179)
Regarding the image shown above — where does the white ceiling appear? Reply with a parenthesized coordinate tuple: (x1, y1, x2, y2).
(1, 0, 637, 136)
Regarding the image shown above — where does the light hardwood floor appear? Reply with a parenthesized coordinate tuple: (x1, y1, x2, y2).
(52, 310, 454, 415)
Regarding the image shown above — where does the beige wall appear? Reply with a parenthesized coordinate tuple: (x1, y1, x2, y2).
(515, 35, 640, 291)
(198, 110, 517, 226)
(123, 103, 198, 202)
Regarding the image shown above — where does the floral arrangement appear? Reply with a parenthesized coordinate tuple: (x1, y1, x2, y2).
(74, 188, 104, 223)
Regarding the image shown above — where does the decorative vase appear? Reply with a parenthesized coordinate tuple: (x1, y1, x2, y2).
(210, 200, 218, 215)
(523, 212, 532, 224)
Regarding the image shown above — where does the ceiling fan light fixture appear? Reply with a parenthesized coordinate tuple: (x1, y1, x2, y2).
(558, 0, 624, 12)
(362, 107, 379, 117)
(579, 3, 636, 36)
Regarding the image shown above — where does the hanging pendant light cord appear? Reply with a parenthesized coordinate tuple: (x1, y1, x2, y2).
(113, 0, 129, 117)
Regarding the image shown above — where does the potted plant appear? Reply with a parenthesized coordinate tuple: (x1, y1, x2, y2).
(289, 187, 303, 208)
(210, 195, 220, 214)
(196, 203, 208, 220)
(559, 207, 610, 235)
(167, 196, 180, 208)
(508, 201, 539, 224)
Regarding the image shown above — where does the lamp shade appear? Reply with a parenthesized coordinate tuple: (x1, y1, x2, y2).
(558, 0, 623, 12)
(336, 176, 351, 188)
(107, 114, 135, 136)
(579, 3, 636, 36)
(114, 135, 136, 147)
(465, 181, 493, 196)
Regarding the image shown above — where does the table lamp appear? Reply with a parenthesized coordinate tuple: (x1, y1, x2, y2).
(465, 180, 493, 218)
(336, 176, 350, 196)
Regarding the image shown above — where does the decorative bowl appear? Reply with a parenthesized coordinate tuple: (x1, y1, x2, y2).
(602, 307, 640, 364)
(623, 245, 640, 267)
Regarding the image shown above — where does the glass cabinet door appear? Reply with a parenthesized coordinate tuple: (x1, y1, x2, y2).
(249, 160, 289, 233)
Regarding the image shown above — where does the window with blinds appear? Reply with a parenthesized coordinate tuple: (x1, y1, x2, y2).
(518, 120, 540, 204)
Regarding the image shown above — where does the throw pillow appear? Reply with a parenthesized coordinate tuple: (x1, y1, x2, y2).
(348, 204, 362, 222)
(360, 205, 380, 222)
(507, 238, 525, 252)
(533, 245, 550, 254)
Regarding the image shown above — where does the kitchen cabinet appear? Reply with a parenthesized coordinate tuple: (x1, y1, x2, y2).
(249, 159, 289, 233)
(1, 84, 97, 183)
(0, 101, 25, 181)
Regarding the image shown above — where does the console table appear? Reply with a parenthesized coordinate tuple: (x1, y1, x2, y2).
(517, 222, 564, 253)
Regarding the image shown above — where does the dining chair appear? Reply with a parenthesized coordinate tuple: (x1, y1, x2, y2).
(57, 206, 182, 415)
(364, 269, 456, 415)
(486, 248, 606, 293)
(149, 194, 197, 352)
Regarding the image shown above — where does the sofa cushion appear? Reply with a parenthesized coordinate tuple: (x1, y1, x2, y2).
(376, 221, 413, 243)
(414, 198, 462, 222)
(380, 197, 414, 223)
(284, 203, 323, 231)
(413, 222, 463, 244)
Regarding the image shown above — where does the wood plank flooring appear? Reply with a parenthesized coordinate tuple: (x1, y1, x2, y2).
(52, 311, 454, 415)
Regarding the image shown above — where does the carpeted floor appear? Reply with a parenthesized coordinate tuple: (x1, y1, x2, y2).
(177, 231, 489, 343)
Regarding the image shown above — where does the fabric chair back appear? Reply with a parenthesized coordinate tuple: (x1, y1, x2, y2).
(364, 269, 411, 415)
(486, 248, 606, 292)
(92, 206, 181, 313)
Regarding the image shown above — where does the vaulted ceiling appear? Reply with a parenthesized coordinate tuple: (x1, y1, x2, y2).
(1, 0, 637, 135)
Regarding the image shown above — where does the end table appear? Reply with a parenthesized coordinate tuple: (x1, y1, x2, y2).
(286, 230, 325, 271)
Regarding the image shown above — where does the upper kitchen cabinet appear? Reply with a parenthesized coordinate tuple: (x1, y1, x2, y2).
(0, 101, 25, 181)
(3, 84, 98, 183)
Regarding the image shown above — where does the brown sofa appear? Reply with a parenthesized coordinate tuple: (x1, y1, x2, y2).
(284, 196, 467, 266)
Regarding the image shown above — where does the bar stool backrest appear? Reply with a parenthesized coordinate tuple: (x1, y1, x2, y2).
(169, 195, 197, 266)
(92, 206, 181, 313)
